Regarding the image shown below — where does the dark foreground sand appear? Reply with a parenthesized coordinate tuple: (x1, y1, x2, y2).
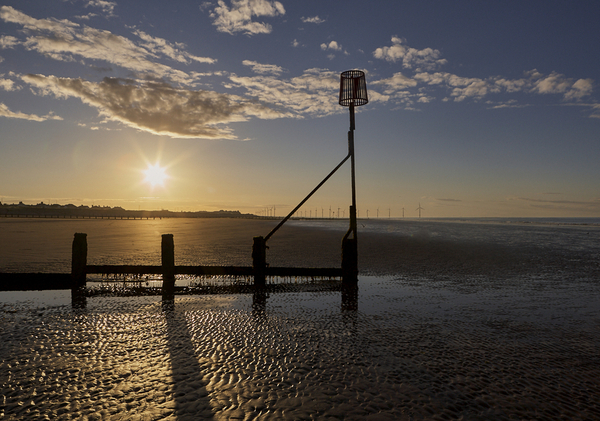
(2, 273, 599, 420)
(1, 219, 600, 419)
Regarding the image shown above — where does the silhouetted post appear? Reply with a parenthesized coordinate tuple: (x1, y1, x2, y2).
(71, 233, 87, 309)
(71, 233, 87, 290)
(339, 70, 368, 285)
(162, 234, 175, 297)
(252, 236, 267, 287)
(342, 236, 358, 284)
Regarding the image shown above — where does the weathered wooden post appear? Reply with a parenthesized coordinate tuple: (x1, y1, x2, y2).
(161, 234, 175, 297)
(71, 233, 87, 308)
(252, 236, 267, 287)
(72, 233, 87, 289)
(342, 236, 358, 284)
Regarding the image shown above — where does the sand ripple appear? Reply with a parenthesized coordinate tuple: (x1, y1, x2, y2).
(1, 279, 600, 420)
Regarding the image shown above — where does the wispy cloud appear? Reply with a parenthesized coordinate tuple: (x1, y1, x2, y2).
(377, 68, 596, 108)
(0, 102, 62, 122)
(85, 0, 117, 17)
(133, 30, 216, 64)
(22, 74, 285, 139)
(371, 72, 417, 94)
(301, 16, 325, 24)
(0, 35, 19, 48)
(242, 60, 283, 75)
(373, 36, 447, 71)
(0, 6, 214, 85)
(515, 196, 600, 210)
(209, 0, 285, 35)
(228, 68, 340, 117)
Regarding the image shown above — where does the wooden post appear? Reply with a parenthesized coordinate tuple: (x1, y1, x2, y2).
(71, 233, 87, 290)
(71, 233, 87, 309)
(162, 234, 175, 297)
(252, 236, 267, 287)
(341, 237, 358, 285)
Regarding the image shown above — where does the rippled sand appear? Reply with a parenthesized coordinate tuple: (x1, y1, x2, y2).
(2, 275, 599, 420)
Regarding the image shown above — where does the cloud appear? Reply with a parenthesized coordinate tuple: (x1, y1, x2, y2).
(320, 41, 341, 51)
(228, 68, 341, 117)
(373, 37, 447, 71)
(0, 35, 19, 48)
(301, 16, 325, 24)
(21, 74, 286, 139)
(0, 102, 62, 121)
(242, 60, 283, 75)
(85, 0, 117, 17)
(529, 70, 594, 101)
(209, 0, 285, 35)
(566, 78, 594, 100)
(488, 100, 529, 109)
(370, 38, 594, 106)
(413, 70, 589, 103)
(291, 39, 300, 47)
(371, 72, 418, 94)
(133, 30, 216, 64)
(0, 6, 213, 85)
(0, 77, 20, 91)
(516, 196, 600, 209)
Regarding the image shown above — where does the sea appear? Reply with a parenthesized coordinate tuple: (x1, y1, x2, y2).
(2, 216, 600, 273)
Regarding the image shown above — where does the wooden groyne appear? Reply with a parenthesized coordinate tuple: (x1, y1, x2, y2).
(1, 232, 350, 293)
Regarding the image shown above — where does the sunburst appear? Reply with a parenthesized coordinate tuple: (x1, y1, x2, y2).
(143, 163, 169, 188)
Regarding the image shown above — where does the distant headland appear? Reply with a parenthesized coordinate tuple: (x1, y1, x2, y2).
(0, 201, 257, 219)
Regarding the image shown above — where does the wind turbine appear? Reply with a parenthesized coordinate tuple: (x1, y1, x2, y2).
(416, 203, 424, 218)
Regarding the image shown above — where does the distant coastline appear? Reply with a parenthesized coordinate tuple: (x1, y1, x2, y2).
(0, 201, 257, 219)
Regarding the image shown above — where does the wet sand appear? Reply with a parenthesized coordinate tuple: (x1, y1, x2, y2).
(1, 219, 600, 419)
(2, 278, 600, 420)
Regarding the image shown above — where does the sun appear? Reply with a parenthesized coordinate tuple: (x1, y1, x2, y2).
(143, 163, 169, 187)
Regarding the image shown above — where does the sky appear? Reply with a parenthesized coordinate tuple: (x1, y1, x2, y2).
(1, 0, 599, 218)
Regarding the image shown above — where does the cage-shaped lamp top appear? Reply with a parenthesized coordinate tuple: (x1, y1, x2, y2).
(339, 70, 368, 107)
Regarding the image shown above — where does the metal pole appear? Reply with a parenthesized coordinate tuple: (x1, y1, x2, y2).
(264, 153, 350, 242)
(349, 103, 357, 239)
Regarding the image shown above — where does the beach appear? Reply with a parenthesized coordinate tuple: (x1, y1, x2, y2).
(1, 218, 600, 419)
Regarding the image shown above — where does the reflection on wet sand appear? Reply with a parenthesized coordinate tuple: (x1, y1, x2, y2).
(1, 276, 600, 419)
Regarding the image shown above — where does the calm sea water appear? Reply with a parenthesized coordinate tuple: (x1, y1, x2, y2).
(1, 217, 599, 277)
